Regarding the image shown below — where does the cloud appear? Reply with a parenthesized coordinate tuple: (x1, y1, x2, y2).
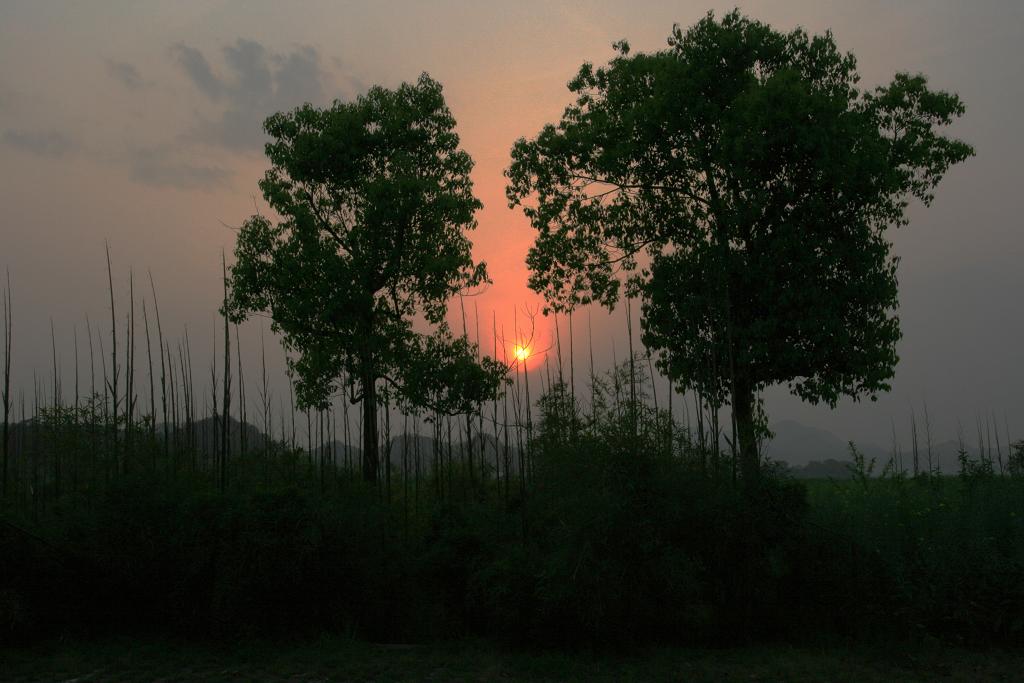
(3, 128, 74, 157)
(171, 43, 224, 100)
(106, 60, 145, 90)
(130, 149, 231, 190)
(171, 39, 334, 153)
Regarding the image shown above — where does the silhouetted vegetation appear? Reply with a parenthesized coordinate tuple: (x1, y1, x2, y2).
(1, 11, 1017, 680)
(225, 73, 504, 485)
(507, 10, 973, 482)
(2, 348, 1022, 650)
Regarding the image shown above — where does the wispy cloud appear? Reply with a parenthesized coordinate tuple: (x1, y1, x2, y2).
(3, 128, 74, 157)
(170, 39, 337, 153)
(105, 60, 145, 90)
(130, 148, 231, 190)
(170, 43, 224, 100)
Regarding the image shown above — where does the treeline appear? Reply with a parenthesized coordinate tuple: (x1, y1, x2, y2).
(0, 247, 776, 520)
(2, 293, 1023, 648)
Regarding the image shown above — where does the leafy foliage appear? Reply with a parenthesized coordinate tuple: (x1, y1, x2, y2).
(506, 11, 974, 475)
(226, 73, 503, 479)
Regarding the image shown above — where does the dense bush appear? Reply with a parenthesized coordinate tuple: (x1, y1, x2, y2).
(3, 399, 1024, 649)
(807, 473, 1024, 643)
(466, 434, 811, 646)
(3, 474, 426, 643)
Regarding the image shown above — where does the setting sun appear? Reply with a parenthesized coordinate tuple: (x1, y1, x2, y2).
(513, 345, 530, 362)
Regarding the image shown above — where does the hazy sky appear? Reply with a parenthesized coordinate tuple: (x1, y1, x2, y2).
(1, 1, 1021, 449)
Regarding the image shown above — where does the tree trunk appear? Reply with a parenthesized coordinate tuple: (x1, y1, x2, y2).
(732, 379, 760, 483)
(361, 359, 379, 484)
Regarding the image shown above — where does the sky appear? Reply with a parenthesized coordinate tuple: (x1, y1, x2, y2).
(0, 0, 1021, 450)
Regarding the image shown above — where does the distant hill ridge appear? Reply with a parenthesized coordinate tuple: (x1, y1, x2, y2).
(5, 414, 984, 476)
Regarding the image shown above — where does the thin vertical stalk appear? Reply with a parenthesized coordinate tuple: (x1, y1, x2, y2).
(73, 325, 80, 412)
(235, 324, 246, 457)
(185, 328, 196, 455)
(72, 323, 80, 494)
(990, 413, 1003, 475)
(142, 300, 156, 449)
(148, 272, 168, 461)
(459, 295, 473, 484)
(342, 371, 351, 475)
(891, 418, 902, 476)
(166, 345, 177, 467)
(923, 401, 934, 476)
(50, 320, 61, 498)
(210, 325, 219, 476)
(2, 272, 12, 498)
(105, 242, 119, 471)
(384, 395, 392, 503)
(402, 410, 409, 536)
(86, 315, 97, 487)
(475, 301, 485, 482)
(50, 321, 59, 410)
(288, 357, 297, 451)
(587, 310, 596, 425)
(260, 326, 270, 457)
(492, 311, 502, 491)
(126, 271, 136, 464)
(910, 409, 920, 477)
(625, 297, 637, 444)
(568, 310, 575, 412)
(221, 255, 231, 492)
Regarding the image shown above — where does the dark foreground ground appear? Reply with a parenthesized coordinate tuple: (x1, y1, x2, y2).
(2, 637, 1022, 682)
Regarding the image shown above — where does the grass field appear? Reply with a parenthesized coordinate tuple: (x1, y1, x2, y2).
(4, 637, 1023, 682)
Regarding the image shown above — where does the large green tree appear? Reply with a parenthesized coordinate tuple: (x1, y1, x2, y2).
(506, 12, 973, 481)
(227, 73, 503, 483)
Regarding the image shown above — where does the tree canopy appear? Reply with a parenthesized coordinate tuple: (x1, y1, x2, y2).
(227, 73, 503, 481)
(506, 11, 974, 479)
